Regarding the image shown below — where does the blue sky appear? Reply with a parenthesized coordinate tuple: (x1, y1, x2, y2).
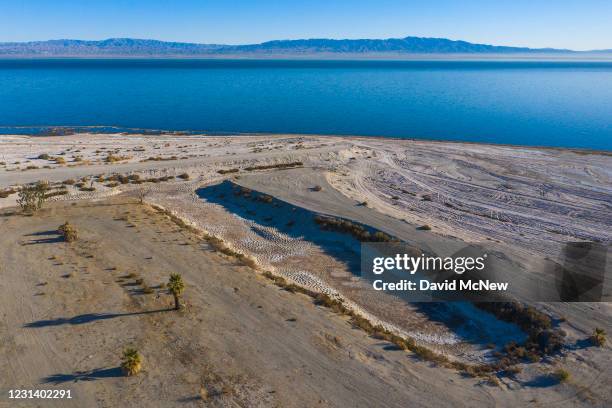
(1, 0, 610, 50)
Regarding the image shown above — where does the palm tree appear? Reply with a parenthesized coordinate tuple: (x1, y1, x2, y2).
(592, 327, 607, 346)
(167, 273, 185, 310)
(58, 221, 78, 242)
(120, 348, 142, 376)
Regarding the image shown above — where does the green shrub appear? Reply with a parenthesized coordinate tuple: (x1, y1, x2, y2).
(17, 181, 48, 213)
(554, 368, 570, 383)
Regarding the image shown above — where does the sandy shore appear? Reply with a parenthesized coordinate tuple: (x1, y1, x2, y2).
(1, 133, 611, 406)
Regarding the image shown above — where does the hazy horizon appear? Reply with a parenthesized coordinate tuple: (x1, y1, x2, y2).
(1, 1, 611, 51)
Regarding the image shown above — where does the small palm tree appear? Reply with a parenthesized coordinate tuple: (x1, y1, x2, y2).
(168, 273, 185, 310)
(58, 221, 78, 242)
(591, 327, 607, 346)
(120, 348, 142, 376)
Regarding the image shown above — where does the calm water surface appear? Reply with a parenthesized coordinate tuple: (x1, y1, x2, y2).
(0, 59, 610, 150)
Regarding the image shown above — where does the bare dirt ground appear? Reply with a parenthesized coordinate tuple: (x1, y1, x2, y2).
(0, 199, 516, 407)
(1, 133, 610, 406)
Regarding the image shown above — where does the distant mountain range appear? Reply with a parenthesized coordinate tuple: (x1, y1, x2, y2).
(0, 37, 610, 57)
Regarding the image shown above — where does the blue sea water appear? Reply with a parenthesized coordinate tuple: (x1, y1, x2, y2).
(0, 59, 610, 150)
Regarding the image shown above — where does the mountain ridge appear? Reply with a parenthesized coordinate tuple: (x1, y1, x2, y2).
(1, 36, 609, 57)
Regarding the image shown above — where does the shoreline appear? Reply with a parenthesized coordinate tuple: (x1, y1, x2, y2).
(1, 129, 611, 154)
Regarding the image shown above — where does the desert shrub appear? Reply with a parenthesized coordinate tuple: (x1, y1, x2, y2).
(143, 176, 173, 183)
(311, 185, 323, 192)
(44, 190, 68, 198)
(486, 375, 500, 386)
(142, 284, 154, 294)
(79, 186, 96, 192)
(106, 182, 120, 188)
(417, 224, 432, 231)
(218, 168, 240, 174)
(314, 215, 398, 243)
(54, 157, 66, 165)
(591, 327, 606, 346)
(37, 153, 51, 160)
(168, 273, 185, 310)
(256, 194, 273, 204)
(554, 368, 570, 383)
(526, 351, 540, 362)
(533, 329, 565, 354)
(134, 188, 147, 204)
(177, 173, 190, 180)
(244, 161, 303, 171)
(17, 181, 48, 213)
(63, 179, 76, 185)
(262, 271, 288, 285)
(475, 302, 560, 357)
(143, 155, 178, 162)
(105, 154, 130, 163)
(314, 293, 349, 314)
(372, 231, 395, 242)
(351, 315, 374, 332)
(513, 346, 527, 358)
(58, 221, 78, 242)
(120, 348, 142, 376)
(504, 366, 522, 376)
(0, 189, 16, 198)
